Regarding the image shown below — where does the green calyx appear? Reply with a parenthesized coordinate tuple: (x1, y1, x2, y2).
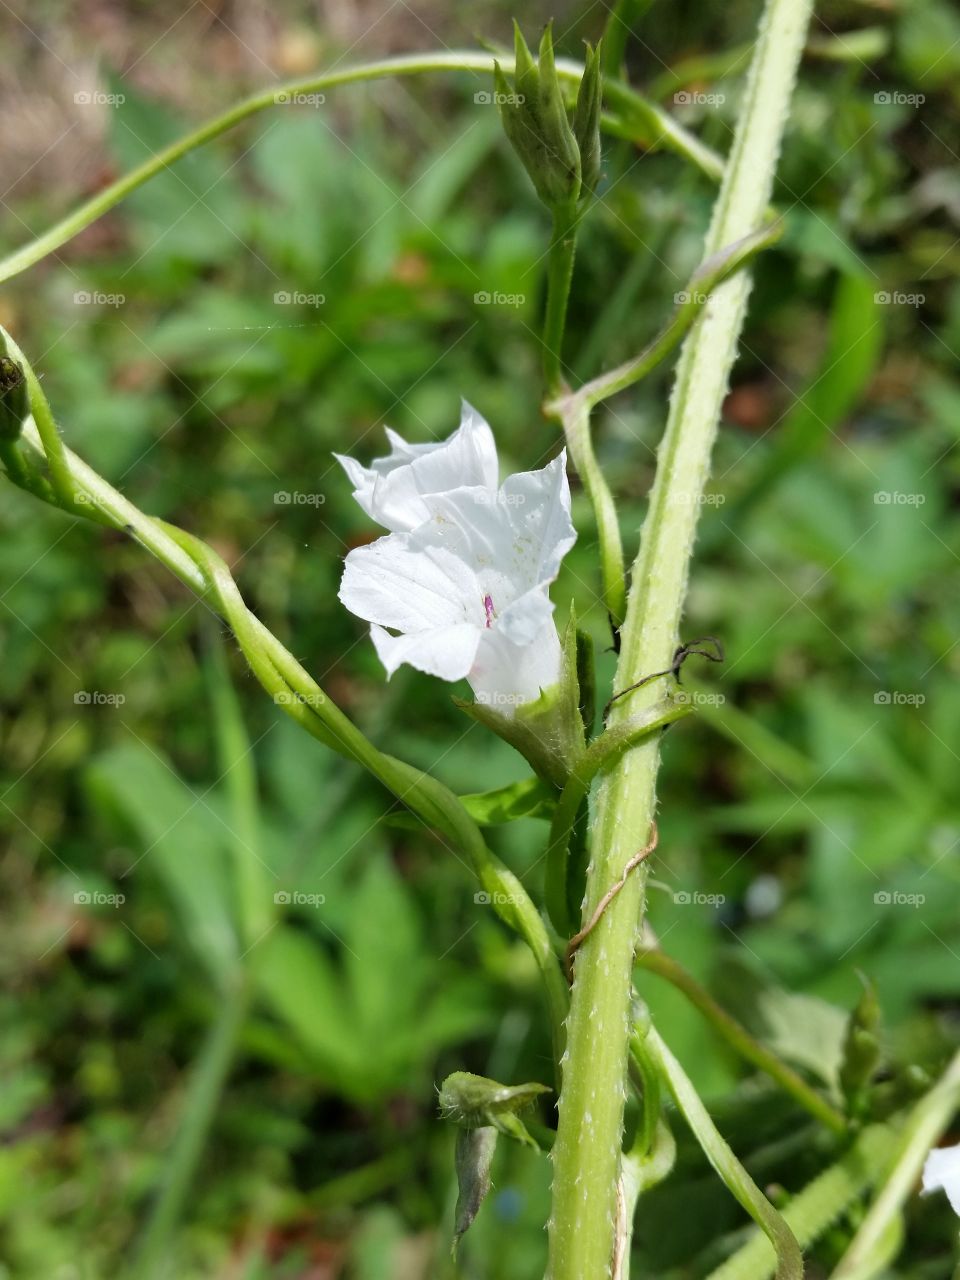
(439, 1071, 551, 1133)
(494, 23, 604, 210)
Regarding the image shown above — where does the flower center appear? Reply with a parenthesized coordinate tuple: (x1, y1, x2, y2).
(483, 594, 496, 628)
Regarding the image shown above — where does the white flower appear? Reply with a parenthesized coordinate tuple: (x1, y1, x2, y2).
(922, 1143, 960, 1214)
(337, 413, 576, 714)
(334, 401, 498, 532)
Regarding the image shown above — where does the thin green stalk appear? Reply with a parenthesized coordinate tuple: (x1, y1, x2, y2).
(707, 1123, 900, 1280)
(636, 949, 847, 1134)
(575, 221, 782, 410)
(0, 54, 721, 288)
(637, 1022, 803, 1279)
(831, 1048, 960, 1279)
(547, 0, 813, 1273)
(555, 394, 628, 629)
(544, 223, 780, 633)
(131, 979, 249, 1280)
(2, 329, 78, 509)
(543, 200, 580, 396)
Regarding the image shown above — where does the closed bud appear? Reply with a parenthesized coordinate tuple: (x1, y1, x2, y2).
(439, 1070, 551, 1130)
(495, 21, 603, 211)
(0, 348, 28, 442)
(840, 975, 881, 1112)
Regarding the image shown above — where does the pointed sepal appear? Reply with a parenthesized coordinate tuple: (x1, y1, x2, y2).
(573, 40, 604, 197)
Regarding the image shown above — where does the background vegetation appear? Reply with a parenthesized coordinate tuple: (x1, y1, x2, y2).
(2, 0, 959, 1275)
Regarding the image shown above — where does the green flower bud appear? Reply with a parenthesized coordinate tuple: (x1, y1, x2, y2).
(0, 352, 28, 442)
(495, 22, 604, 211)
(439, 1070, 551, 1131)
(840, 976, 881, 1113)
(440, 1070, 552, 1251)
(535, 23, 581, 201)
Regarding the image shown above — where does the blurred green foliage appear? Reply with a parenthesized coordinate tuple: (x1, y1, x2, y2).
(2, 0, 960, 1276)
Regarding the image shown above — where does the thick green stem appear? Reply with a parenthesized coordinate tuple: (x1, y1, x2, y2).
(544, 697, 692, 935)
(546, 0, 813, 1274)
(0, 54, 720, 287)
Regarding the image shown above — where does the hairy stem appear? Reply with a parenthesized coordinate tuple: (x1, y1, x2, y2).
(546, 0, 813, 1274)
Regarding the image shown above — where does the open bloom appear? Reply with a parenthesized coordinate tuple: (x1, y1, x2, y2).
(337, 407, 576, 713)
(922, 1143, 960, 1214)
(334, 402, 498, 532)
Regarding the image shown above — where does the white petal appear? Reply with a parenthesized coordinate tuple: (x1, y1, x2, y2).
(498, 450, 577, 588)
(468, 618, 563, 714)
(340, 534, 482, 633)
(922, 1144, 960, 1215)
(497, 584, 557, 647)
(335, 405, 499, 532)
(458, 400, 499, 489)
(371, 621, 480, 681)
(333, 451, 371, 495)
(417, 451, 577, 609)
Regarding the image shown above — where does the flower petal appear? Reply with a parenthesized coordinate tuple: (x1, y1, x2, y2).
(371, 621, 481, 681)
(469, 618, 563, 713)
(498, 450, 577, 589)
(922, 1144, 960, 1215)
(497, 584, 557, 647)
(335, 402, 499, 532)
(339, 534, 482, 633)
(415, 451, 577, 610)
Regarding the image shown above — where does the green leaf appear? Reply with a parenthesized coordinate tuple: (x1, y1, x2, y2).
(86, 744, 239, 983)
(344, 855, 423, 1040)
(252, 926, 362, 1089)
